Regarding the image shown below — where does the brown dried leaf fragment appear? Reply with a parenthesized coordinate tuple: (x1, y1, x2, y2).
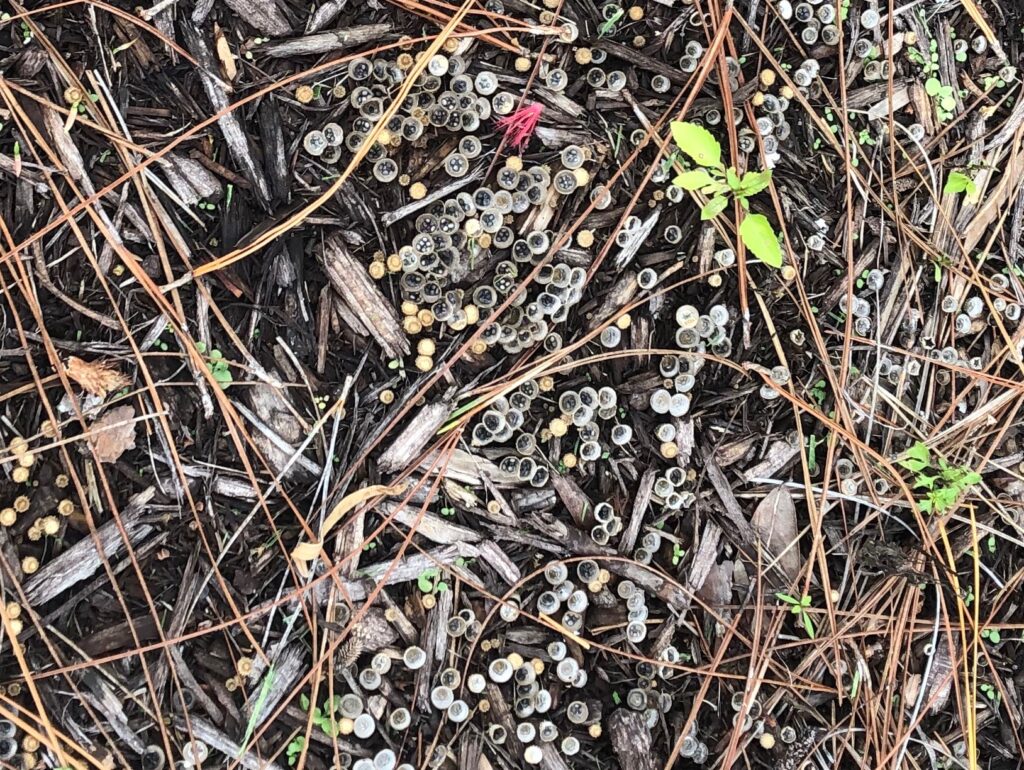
(751, 484, 801, 583)
(88, 406, 137, 463)
(66, 356, 130, 397)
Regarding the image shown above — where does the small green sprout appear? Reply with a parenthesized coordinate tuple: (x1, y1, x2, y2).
(670, 121, 783, 268)
(598, 7, 624, 37)
(809, 379, 827, 406)
(897, 441, 980, 514)
(980, 627, 1001, 644)
(205, 348, 233, 389)
(286, 737, 304, 767)
(417, 567, 448, 594)
(925, 77, 956, 122)
(943, 170, 978, 202)
(671, 543, 685, 566)
(776, 593, 816, 638)
(979, 682, 1000, 705)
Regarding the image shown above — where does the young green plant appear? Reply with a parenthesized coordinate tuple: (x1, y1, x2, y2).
(417, 567, 449, 594)
(669, 121, 783, 268)
(775, 592, 816, 638)
(944, 170, 979, 202)
(299, 693, 345, 737)
(898, 441, 980, 514)
(286, 737, 305, 767)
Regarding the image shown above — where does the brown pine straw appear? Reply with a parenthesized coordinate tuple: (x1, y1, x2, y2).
(2, 0, 1020, 767)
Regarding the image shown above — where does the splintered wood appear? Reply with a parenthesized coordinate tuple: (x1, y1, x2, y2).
(319, 235, 410, 358)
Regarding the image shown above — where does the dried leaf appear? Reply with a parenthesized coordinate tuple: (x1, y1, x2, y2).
(214, 23, 237, 81)
(66, 356, 130, 397)
(88, 406, 137, 463)
(750, 485, 800, 583)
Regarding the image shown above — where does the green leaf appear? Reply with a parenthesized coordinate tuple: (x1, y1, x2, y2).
(239, 665, 275, 757)
(738, 169, 773, 196)
(931, 486, 959, 512)
(739, 213, 782, 268)
(300, 694, 310, 711)
(701, 195, 729, 220)
(925, 77, 942, 96)
(913, 474, 937, 490)
(802, 611, 816, 639)
(436, 581, 449, 592)
(670, 121, 722, 168)
(775, 593, 798, 605)
(417, 568, 438, 593)
(725, 166, 741, 190)
(944, 171, 978, 201)
(900, 441, 931, 472)
(673, 169, 713, 190)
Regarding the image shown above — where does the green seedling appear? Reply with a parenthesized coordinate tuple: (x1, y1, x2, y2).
(670, 121, 783, 268)
(980, 627, 1001, 644)
(202, 348, 233, 389)
(943, 170, 979, 202)
(286, 737, 305, 766)
(809, 379, 827, 407)
(671, 543, 685, 566)
(979, 682, 1000, 705)
(299, 693, 345, 737)
(417, 567, 448, 594)
(925, 77, 956, 123)
(897, 441, 980, 514)
(776, 592, 816, 638)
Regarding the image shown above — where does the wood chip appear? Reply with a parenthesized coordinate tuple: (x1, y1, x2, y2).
(23, 487, 155, 605)
(221, 0, 291, 36)
(319, 235, 410, 358)
(608, 709, 657, 770)
(259, 24, 392, 57)
(378, 401, 450, 474)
